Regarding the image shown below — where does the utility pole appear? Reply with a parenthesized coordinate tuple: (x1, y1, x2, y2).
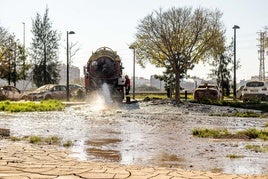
(233, 25, 240, 100)
(129, 44, 136, 100)
(257, 31, 266, 81)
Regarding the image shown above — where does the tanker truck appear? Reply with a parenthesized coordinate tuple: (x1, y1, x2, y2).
(84, 47, 125, 102)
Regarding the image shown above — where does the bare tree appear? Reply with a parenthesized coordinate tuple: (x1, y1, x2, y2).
(133, 7, 225, 103)
(69, 41, 80, 65)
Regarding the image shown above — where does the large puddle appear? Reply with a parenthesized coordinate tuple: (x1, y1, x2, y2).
(0, 101, 268, 175)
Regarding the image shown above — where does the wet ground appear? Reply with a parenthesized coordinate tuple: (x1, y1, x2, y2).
(0, 99, 268, 175)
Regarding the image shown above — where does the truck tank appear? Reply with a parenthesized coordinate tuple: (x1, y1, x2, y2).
(84, 47, 125, 102)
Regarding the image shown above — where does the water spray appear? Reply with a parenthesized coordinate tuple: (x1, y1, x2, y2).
(86, 83, 115, 111)
(101, 83, 113, 105)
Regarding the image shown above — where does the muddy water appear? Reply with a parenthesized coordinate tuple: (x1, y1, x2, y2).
(0, 101, 268, 175)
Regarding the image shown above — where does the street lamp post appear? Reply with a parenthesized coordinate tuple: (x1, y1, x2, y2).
(13, 48, 16, 87)
(22, 22, 26, 81)
(233, 25, 240, 100)
(129, 45, 136, 100)
(66, 31, 75, 101)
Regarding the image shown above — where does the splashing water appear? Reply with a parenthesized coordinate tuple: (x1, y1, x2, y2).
(88, 83, 114, 111)
(101, 83, 113, 105)
(89, 95, 106, 111)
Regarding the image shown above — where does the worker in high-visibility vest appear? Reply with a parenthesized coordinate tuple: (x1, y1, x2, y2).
(124, 75, 131, 103)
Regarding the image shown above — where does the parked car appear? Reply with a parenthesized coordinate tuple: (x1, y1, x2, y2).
(242, 81, 268, 102)
(0, 85, 27, 101)
(28, 84, 67, 101)
(236, 85, 244, 100)
(193, 83, 222, 101)
(69, 84, 86, 98)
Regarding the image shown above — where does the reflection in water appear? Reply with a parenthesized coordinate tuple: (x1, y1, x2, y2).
(119, 120, 153, 165)
(87, 148, 121, 162)
(158, 153, 184, 166)
(85, 138, 122, 162)
(86, 138, 122, 146)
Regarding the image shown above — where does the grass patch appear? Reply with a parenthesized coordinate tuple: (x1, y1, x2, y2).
(192, 128, 232, 138)
(29, 135, 60, 145)
(135, 94, 165, 100)
(8, 135, 72, 147)
(237, 128, 268, 140)
(192, 128, 268, 140)
(245, 145, 268, 153)
(63, 140, 73, 147)
(44, 136, 60, 145)
(191, 100, 268, 112)
(134, 93, 193, 100)
(29, 136, 42, 144)
(10, 136, 21, 141)
(229, 111, 260, 117)
(0, 100, 65, 112)
(209, 111, 261, 118)
(226, 154, 244, 158)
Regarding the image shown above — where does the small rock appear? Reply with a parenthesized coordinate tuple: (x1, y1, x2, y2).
(0, 128, 10, 137)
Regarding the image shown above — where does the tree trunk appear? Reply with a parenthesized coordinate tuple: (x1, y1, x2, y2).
(43, 44, 47, 84)
(175, 72, 181, 104)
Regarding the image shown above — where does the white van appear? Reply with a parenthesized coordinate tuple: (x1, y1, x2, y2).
(242, 81, 268, 102)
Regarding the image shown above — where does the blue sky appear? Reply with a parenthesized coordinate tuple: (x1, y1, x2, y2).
(1, 0, 268, 82)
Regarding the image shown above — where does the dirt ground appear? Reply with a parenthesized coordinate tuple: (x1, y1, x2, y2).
(0, 99, 268, 176)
